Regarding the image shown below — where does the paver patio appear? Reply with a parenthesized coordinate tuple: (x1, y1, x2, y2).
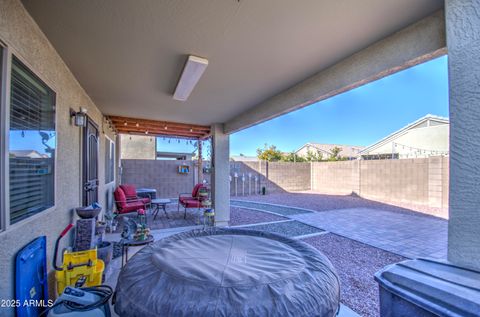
(232, 195, 448, 259)
(291, 207, 448, 259)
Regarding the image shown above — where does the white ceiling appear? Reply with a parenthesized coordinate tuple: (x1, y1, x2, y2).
(22, 0, 443, 126)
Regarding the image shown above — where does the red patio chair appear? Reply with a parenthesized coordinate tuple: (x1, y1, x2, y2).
(120, 184, 151, 206)
(114, 186, 149, 215)
(178, 184, 207, 219)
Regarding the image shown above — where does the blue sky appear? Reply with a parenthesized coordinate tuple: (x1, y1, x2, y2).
(231, 55, 449, 156)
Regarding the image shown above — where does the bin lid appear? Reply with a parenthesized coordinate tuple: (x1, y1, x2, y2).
(16, 236, 48, 317)
(375, 258, 480, 317)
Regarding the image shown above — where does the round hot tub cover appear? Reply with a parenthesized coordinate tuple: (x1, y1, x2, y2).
(114, 228, 340, 317)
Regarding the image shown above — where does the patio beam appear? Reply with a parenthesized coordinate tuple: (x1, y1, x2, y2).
(446, 0, 480, 270)
(224, 10, 446, 134)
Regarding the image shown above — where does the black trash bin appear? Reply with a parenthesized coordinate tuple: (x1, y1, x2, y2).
(375, 258, 480, 317)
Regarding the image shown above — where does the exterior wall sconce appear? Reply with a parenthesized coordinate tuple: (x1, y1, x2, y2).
(70, 107, 87, 127)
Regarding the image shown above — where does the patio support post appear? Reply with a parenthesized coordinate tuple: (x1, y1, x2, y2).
(211, 123, 230, 226)
(446, 0, 480, 270)
(198, 139, 203, 183)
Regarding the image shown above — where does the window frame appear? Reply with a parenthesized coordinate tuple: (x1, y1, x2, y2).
(0, 43, 58, 231)
(0, 41, 10, 232)
(104, 135, 115, 185)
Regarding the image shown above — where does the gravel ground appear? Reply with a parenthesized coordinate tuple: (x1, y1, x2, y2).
(231, 200, 313, 216)
(229, 206, 287, 226)
(303, 233, 405, 317)
(243, 220, 323, 238)
(236, 191, 443, 219)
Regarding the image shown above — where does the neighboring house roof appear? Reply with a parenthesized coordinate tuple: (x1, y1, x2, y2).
(360, 114, 449, 155)
(295, 143, 365, 158)
(230, 155, 259, 162)
(10, 150, 48, 158)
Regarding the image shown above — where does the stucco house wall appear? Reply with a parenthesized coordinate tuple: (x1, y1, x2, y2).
(296, 145, 330, 158)
(366, 124, 449, 158)
(0, 0, 116, 311)
(120, 134, 156, 160)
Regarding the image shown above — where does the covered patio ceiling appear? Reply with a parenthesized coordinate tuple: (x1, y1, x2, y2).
(21, 0, 443, 129)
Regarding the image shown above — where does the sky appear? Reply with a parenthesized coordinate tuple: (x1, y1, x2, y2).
(230, 55, 449, 157)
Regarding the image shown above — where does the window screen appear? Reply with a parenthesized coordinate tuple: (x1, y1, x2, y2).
(105, 138, 114, 184)
(9, 57, 56, 224)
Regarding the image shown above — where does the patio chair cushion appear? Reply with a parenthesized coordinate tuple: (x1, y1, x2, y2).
(118, 201, 146, 214)
(120, 184, 151, 205)
(114, 187, 127, 210)
(179, 196, 196, 204)
(191, 184, 204, 197)
(120, 184, 137, 199)
(182, 199, 202, 208)
(115, 187, 146, 214)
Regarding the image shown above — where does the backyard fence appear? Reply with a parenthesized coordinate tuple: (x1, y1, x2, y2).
(121, 156, 449, 218)
(311, 156, 449, 218)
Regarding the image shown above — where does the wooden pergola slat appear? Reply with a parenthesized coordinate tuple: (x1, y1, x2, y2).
(107, 115, 210, 139)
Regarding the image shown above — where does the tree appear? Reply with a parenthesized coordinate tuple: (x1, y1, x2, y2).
(305, 149, 323, 162)
(328, 146, 347, 161)
(281, 151, 306, 162)
(256, 144, 283, 162)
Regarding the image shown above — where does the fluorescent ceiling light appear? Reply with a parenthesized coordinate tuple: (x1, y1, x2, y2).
(173, 55, 208, 101)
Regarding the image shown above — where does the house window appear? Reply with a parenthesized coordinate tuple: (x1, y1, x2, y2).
(105, 137, 115, 184)
(9, 56, 56, 224)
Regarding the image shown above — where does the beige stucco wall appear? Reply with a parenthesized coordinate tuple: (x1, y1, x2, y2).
(0, 0, 115, 312)
(365, 124, 449, 158)
(120, 134, 156, 160)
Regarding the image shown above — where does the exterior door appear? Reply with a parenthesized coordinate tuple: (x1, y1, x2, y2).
(83, 117, 99, 206)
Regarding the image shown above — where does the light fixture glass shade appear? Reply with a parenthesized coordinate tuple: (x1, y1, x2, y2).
(74, 112, 87, 127)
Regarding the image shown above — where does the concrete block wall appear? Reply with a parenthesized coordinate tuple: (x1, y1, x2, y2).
(311, 157, 449, 218)
(230, 161, 266, 196)
(360, 158, 429, 205)
(121, 159, 211, 198)
(229, 161, 311, 195)
(268, 162, 311, 192)
(428, 156, 444, 208)
(122, 158, 449, 218)
(312, 161, 359, 195)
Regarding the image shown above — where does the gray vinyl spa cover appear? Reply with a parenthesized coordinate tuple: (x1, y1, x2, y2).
(114, 228, 340, 317)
